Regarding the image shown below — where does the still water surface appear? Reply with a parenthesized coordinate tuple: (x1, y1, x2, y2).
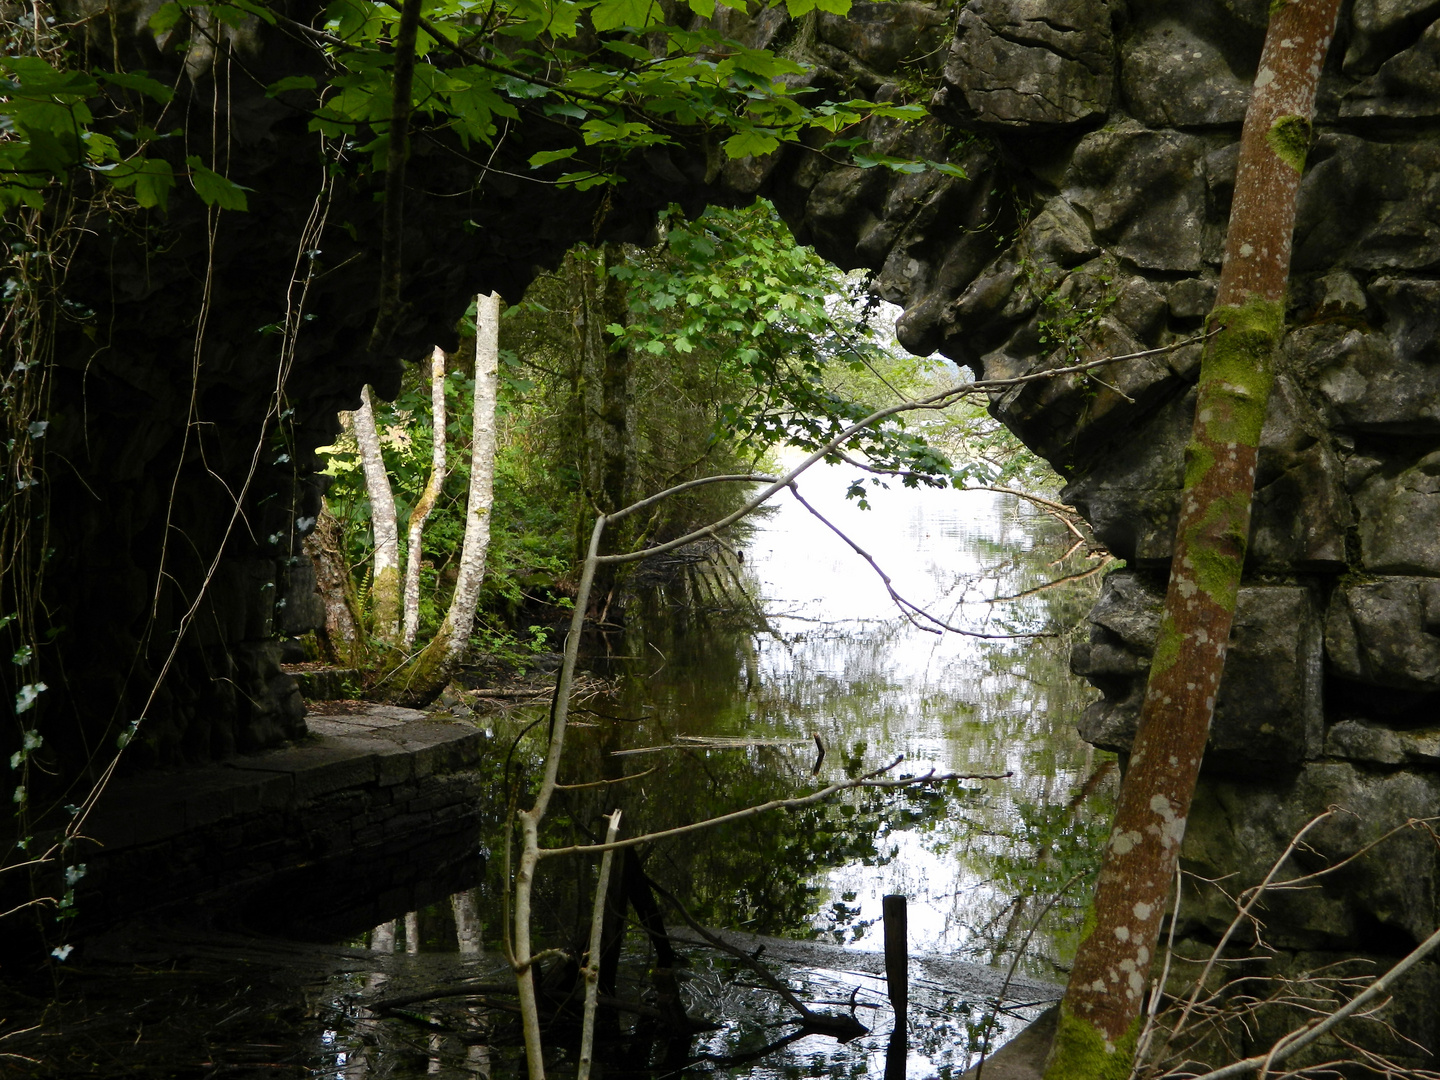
(313, 461, 1115, 1079)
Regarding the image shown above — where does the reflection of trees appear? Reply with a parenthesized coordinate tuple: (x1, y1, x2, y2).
(288, 487, 1113, 1079)
(498, 493, 1114, 985)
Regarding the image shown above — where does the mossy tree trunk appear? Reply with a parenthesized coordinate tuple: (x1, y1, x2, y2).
(402, 345, 448, 649)
(1044, 2, 1344, 1076)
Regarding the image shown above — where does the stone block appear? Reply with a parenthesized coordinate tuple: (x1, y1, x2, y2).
(1063, 390, 1190, 565)
(1120, 18, 1251, 127)
(1063, 122, 1213, 272)
(276, 555, 326, 636)
(1326, 576, 1440, 692)
(1247, 376, 1352, 571)
(1354, 450, 1440, 574)
(987, 282, 1179, 463)
(1292, 326, 1439, 436)
(181, 765, 266, 828)
(1374, 275, 1440, 366)
(802, 166, 887, 271)
(83, 775, 193, 849)
(1342, 19, 1440, 118)
(817, 2, 950, 75)
(1065, 375, 1350, 570)
(1344, 0, 1440, 75)
(1165, 276, 1219, 322)
(1293, 132, 1440, 273)
(1072, 572, 1325, 768)
(1325, 719, 1440, 766)
(935, 0, 1114, 128)
(1182, 764, 1440, 952)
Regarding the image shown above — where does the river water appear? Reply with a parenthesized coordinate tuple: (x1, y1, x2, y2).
(300, 460, 1116, 1080)
(20, 461, 1115, 1079)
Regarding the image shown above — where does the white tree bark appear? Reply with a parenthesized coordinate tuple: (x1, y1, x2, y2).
(351, 385, 402, 646)
(443, 292, 501, 661)
(402, 346, 449, 648)
(452, 888, 481, 954)
(383, 293, 500, 701)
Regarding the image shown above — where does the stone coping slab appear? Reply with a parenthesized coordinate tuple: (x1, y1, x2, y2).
(53, 708, 484, 854)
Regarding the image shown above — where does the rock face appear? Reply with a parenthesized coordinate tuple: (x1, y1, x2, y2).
(10, 0, 1440, 1060)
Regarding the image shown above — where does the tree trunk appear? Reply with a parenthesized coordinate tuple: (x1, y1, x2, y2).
(381, 293, 500, 702)
(349, 385, 402, 648)
(569, 244, 634, 614)
(402, 346, 448, 648)
(303, 500, 365, 665)
(1044, 3, 1343, 1076)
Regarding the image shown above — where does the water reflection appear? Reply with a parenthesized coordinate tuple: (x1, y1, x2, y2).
(309, 461, 1116, 1079)
(22, 464, 1112, 1080)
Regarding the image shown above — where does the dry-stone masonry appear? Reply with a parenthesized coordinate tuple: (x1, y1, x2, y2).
(15, 0, 1440, 1063)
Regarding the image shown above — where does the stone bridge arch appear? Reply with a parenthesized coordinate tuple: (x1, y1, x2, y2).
(12, 0, 1440, 1061)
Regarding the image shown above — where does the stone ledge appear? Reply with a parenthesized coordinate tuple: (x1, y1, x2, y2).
(3, 708, 490, 952)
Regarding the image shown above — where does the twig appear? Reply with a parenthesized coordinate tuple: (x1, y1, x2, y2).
(596, 334, 1208, 570)
(787, 484, 1053, 640)
(537, 762, 1010, 859)
(577, 809, 621, 1080)
(554, 767, 657, 791)
(987, 559, 1113, 605)
(1182, 923, 1440, 1080)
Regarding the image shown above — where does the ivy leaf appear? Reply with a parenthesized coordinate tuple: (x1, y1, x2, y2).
(555, 170, 615, 190)
(685, 0, 715, 16)
(542, 100, 587, 120)
(212, 0, 278, 26)
(528, 147, 578, 168)
(602, 40, 654, 63)
(99, 71, 174, 103)
(267, 75, 317, 95)
(186, 156, 249, 210)
(722, 128, 779, 159)
(149, 1, 185, 33)
(96, 156, 175, 209)
(591, 0, 660, 31)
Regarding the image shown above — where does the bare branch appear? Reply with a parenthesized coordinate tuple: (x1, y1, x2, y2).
(1183, 923, 1440, 1080)
(537, 762, 1011, 859)
(786, 484, 1053, 640)
(577, 809, 622, 1080)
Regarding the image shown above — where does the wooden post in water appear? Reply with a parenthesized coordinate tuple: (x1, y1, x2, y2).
(884, 894, 909, 1079)
(883, 894, 909, 1016)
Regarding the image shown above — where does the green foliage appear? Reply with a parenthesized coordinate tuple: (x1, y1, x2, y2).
(2, 0, 966, 211)
(614, 202, 984, 499)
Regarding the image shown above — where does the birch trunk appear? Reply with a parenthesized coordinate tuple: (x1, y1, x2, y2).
(1044, 4, 1343, 1077)
(382, 293, 500, 702)
(350, 385, 402, 647)
(402, 346, 448, 648)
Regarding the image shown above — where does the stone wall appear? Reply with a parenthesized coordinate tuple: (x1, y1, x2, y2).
(832, 0, 1440, 1066)
(12, 0, 1440, 1060)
